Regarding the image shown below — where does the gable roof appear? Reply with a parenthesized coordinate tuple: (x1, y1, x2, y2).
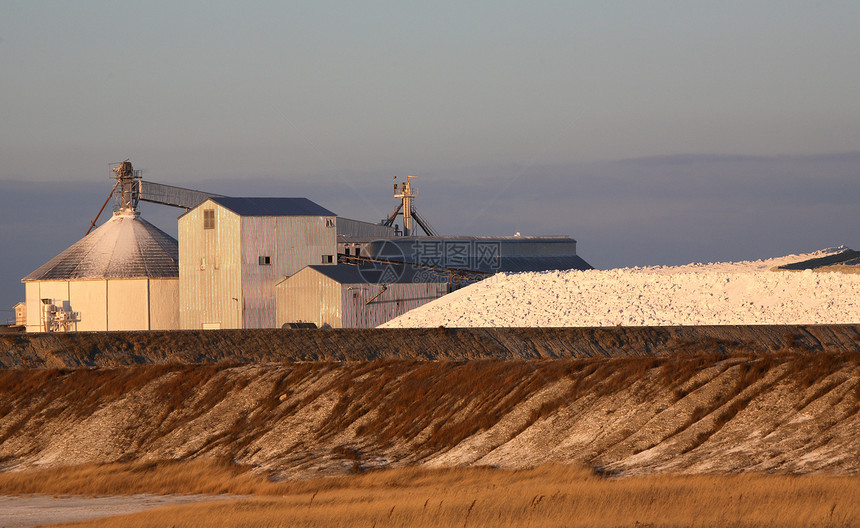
(23, 212, 179, 281)
(209, 197, 335, 217)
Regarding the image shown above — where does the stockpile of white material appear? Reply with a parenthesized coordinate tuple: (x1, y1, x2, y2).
(381, 248, 860, 328)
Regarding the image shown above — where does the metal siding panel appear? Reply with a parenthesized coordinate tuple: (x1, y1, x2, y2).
(340, 281, 448, 328)
(276, 267, 341, 328)
(353, 237, 588, 272)
(24, 282, 41, 332)
(214, 206, 241, 329)
(179, 206, 202, 329)
(336, 217, 395, 238)
(149, 278, 180, 330)
(180, 202, 241, 329)
(243, 215, 336, 329)
(241, 216, 271, 328)
(106, 279, 148, 331)
(178, 208, 194, 329)
(184, 207, 335, 330)
(69, 279, 107, 331)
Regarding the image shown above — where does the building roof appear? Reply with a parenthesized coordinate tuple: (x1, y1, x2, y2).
(208, 197, 335, 217)
(22, 212, 179, 281)
(293, 264, 447, 285)
(341, 235, 577, 243)
(776, 248, 860, 270)
(339, 236, 592, 272)
(495, 255, 593, 273)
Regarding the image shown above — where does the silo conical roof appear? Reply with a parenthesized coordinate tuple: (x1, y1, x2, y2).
(23, 212, 179, 281)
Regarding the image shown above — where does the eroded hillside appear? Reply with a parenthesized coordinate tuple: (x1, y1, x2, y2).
(2, 353, 858, 477)
(3, 325, 860, 367)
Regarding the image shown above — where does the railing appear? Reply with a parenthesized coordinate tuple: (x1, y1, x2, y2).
(0, 309, 18, 326)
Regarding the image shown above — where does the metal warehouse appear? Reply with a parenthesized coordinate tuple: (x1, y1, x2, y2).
(275, 264, 448, 328)
(179, 197, 338, 330)
(339, 236, 592, 274)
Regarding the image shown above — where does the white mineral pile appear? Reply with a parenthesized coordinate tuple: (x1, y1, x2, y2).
(381, 247, 860, 327)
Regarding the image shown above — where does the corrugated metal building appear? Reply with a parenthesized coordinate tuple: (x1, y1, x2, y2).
(339, 236, 593, 273)
(276, 264, 448, 328)
(21, 211, 180, 332)
(179, 197, 337, 329)
(336, 217, 394, 238)
(19, 162, 596, 332)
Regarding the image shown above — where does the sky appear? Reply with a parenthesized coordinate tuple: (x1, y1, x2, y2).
(1, 2, 860, 316)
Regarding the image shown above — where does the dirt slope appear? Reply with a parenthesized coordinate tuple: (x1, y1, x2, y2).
(2, 354, 858, 477)
(3, 325, 860, 367)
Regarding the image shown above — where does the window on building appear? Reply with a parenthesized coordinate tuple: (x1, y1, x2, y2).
(322, 255, 333, 264)
(203, 209, 215, 230)
(325, 218, 335, 228)
(344, 248, 351, 256)
(354, 247, 361, 257)
(259, 256, 271, 265)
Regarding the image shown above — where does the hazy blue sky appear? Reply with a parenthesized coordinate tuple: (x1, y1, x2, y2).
(1, 2, 860, 314)
(3, 2, 859, 178)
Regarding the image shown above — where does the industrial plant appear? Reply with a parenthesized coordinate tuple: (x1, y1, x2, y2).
(18, 161, 591, 332)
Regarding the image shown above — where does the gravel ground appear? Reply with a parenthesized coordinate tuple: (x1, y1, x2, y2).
(0, 494, 235, 527)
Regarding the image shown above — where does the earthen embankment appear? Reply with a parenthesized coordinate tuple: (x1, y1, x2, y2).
(2, 325, 860, 368)
(1, 353, 858, 476)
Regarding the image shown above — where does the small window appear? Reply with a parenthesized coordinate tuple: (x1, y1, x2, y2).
(344, 248, 351, 256)
(354, 247, 361, 257)
(325, 218, 335, 228)
(203, 209, 215, 230)
(259, 256, 271, 266)
(322, 255, 333, 264)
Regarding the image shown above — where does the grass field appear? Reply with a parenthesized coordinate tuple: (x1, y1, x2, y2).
(2, 461, 857, 527)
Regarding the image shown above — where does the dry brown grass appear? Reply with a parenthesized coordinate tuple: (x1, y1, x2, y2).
(13, 462, 857, 528)
(0, 458, 281, 496)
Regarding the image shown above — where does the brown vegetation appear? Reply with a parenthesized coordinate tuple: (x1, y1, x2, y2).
(16, 463, 858, 528)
